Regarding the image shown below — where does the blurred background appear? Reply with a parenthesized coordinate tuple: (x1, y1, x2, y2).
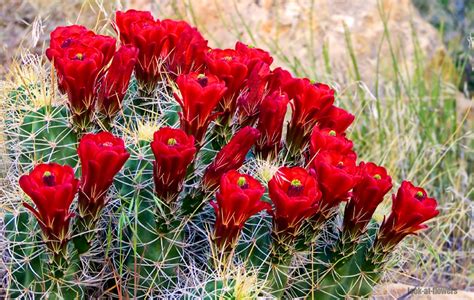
(0, 0, 472, 297)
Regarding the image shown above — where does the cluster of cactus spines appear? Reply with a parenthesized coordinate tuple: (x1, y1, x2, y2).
(0, 9, 440, 299)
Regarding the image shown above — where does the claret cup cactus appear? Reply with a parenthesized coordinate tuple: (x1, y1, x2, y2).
(2, 9, 439, 299)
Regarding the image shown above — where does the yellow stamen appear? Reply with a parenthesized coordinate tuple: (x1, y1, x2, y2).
(237, 177, 247, 187)
(290, 179, 302, 187)
(167, 138, 177, 146)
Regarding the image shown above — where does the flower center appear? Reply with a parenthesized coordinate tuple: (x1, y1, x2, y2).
(291, 179, 302, 187)
(42, 171, 56, 186)
(197, 74, 208, 87)
(223, 56, 233, 61)
(237, 176, 248, 189)
(101, 142, 113, 147)
(167, 138, 177, 146)
(328, 130, 336, 136)
(336, 161, 344, 168)
(415, 191, 425, 200)
(61, 38, 73, 48)
(287, 179, 304, 196)
(374, 174, 382, 180)
(74, 53, 84, 61)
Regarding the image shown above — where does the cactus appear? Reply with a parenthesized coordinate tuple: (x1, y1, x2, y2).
(0, 10, 440, 299)
(4, 211, 84, 299)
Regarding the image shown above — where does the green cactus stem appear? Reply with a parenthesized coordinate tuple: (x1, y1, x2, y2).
(236, 215, 272, 271)
(266, 221, 306, 298)
(4, 212, 83, 298)
(209, 118, 234, 151)
(124, 192, 183, 298)
(17, 106, 78, 170)
(4, 212, 45, 297)
(295, 210, 338, 252)
(293, 223, 381, 299)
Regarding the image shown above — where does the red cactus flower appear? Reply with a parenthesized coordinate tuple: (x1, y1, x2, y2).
(48, 43, 107, 129)
(343, 162, 392, 234)
(150, 127, 197, 203)
(203, 126, 260, 190)
(311, 149, 359, 214)
(162, 19, 208, 77)
(46, 26, 116, 102)
(174, 72, 227, 145)
(81, 34, 117, 67)
(377, 181, 439, 247)
(235, 42, 273, 126)
(47, 25, 94, 52)
(47, 26, 116, 69)
(236, 61, 271, 126)
(205, 48, 248, 121)
(318, 105, 355, 134)
(286, 81, 335, 154)
(131, 24, 169, 91)
(19, 163, 79, 251)
(211, 170, 270, 249)
(115, 10, 169, 91)
(266, 67, 302, 101)
(114, 10, 155, 45)
(235, 41, 273, 70)
(269, 167, 322, 234)
(255, 91, 289, 160)
(98, 45, 139, 119)
(77, 132, 129, 221)
(309, 126, 354, 157)
(115, 11, 208, 90)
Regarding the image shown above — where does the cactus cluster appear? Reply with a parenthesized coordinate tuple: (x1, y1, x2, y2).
(1, 9, 439, 299)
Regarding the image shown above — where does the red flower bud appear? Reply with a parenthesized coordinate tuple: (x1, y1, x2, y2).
(311, 149, 359, 213)
(343, 162, 392, 233)
(150, 127, 197, 203)
(255, 91, 289, 160)
(174, 72, 227, 145)
(318, 105, 355, 134)
(77, 132, 129, 220)
(98, 45, 139, 119)
(211, 171, 270, 249)
(205, 48, 248, 120)
(286, 81, 335, 154)
(378, 181, 438, 247)
(203, 126, 260, 190)
(269, 167, 321, 233)
(19, 163, 79, 250)
(309, 126, 354, 156)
